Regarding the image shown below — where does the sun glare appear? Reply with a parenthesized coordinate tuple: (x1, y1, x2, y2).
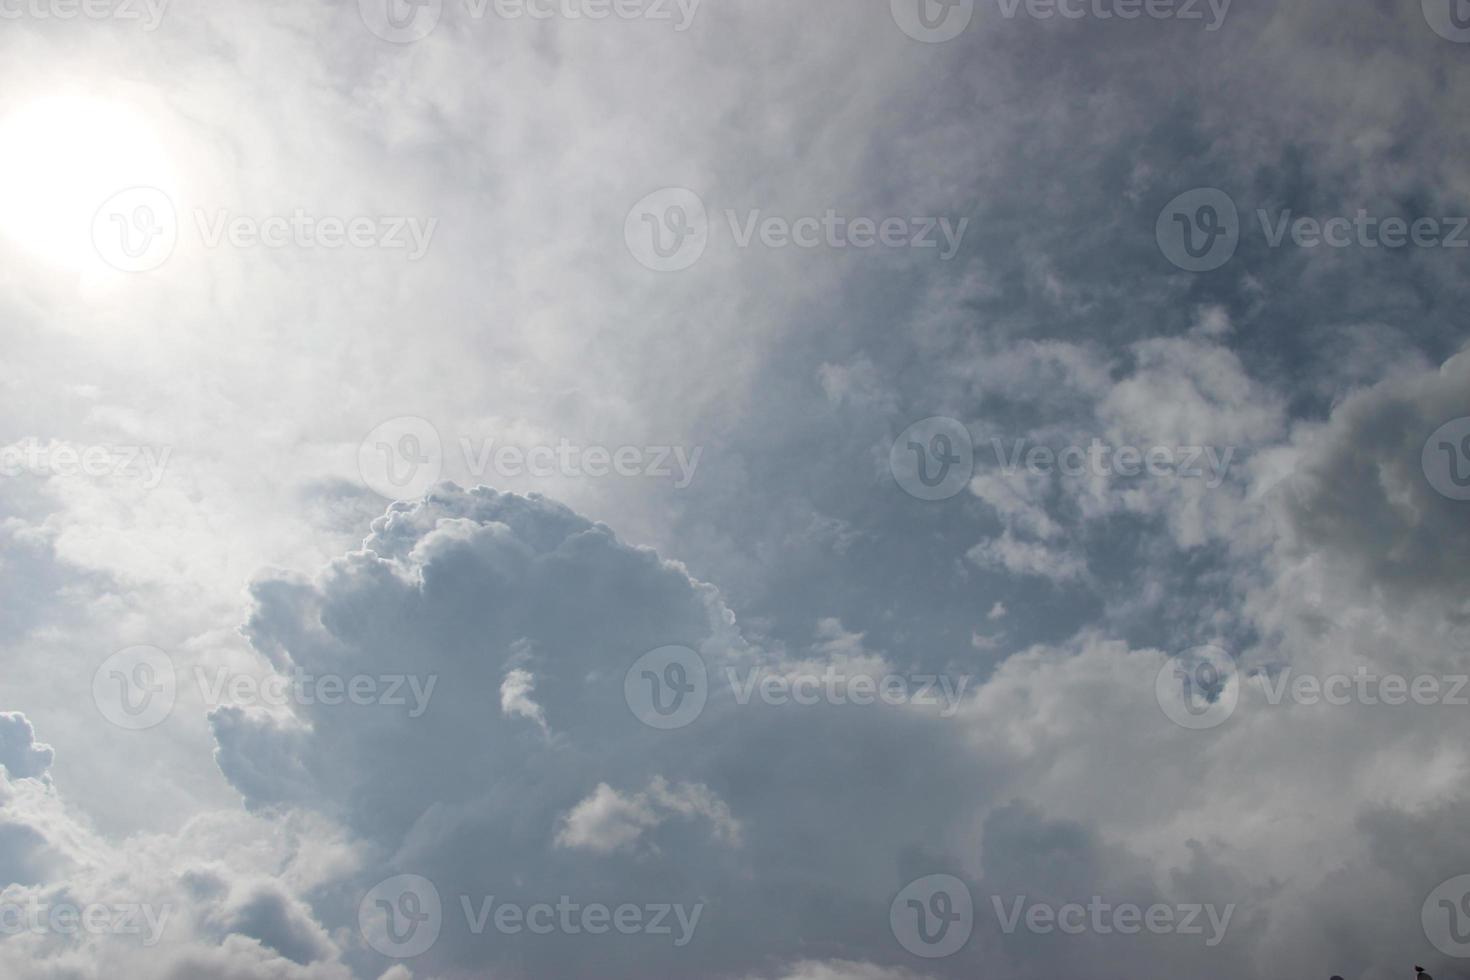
(0, 95, 175, 270)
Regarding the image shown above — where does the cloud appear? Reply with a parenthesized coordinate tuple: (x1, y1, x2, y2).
(555, 777, 741, 854)
(0, 713, 53, 783)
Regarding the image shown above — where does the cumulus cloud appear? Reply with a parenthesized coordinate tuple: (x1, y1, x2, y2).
(555, 777, 741, 854)
(0, 713, 53, 783)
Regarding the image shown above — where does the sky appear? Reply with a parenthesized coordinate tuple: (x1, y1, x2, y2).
(1, 0, 1469, 977)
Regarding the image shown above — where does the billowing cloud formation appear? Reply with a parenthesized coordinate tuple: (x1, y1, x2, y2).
(3, 334, 1470, 979)
(0, 0, 1467, 977)
(0, 713, 53, 783)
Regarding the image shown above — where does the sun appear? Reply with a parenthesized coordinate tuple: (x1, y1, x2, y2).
(0, 95, 176, 270)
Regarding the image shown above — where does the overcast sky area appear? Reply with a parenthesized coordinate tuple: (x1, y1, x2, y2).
(1, 0, 1469, 977)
